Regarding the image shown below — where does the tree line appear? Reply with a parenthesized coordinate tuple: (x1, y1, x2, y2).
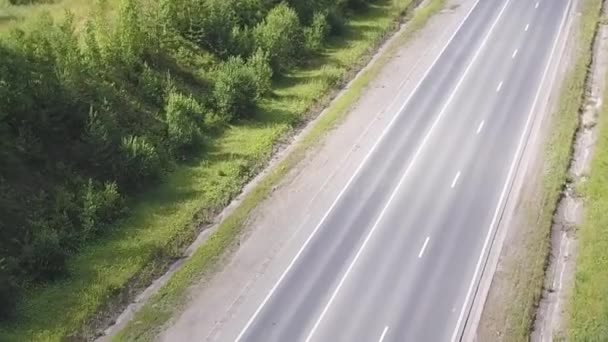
(0, 0, 377, 320)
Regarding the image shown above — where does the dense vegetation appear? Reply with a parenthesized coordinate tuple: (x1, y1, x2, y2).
(0, 0, 379, 320)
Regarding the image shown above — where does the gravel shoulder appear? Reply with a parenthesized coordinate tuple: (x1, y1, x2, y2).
(153, 1, 478, 340)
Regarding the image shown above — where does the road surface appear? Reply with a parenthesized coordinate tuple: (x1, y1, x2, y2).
(230, 0, 572, 341)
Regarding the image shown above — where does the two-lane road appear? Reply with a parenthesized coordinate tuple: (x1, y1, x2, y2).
(230, 0, 572, 341)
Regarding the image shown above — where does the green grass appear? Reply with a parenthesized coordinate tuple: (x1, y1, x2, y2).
(568, 35, 608, 342)
(491, 0, 602, 340)
(0, 0, 451, 340)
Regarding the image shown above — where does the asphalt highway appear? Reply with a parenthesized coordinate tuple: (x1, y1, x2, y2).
(234, 0, 572, 341)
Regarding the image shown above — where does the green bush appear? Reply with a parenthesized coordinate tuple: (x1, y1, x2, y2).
(157, 0, 185, 32)
(187, 0, 240, 57)
(212, 56, 260, 121)
(138, 64, 167, 107)
(229, 26, 255, 57)
(165, 90, 205, 152)
(304, 12, 329, 54)
(285, 0, 331, 24)
(247, 48, 273, 97)
(80, 180, 125, 238)
(83, 106, 123, 179)
(114, 0, 146, 67)
(20, 222, 68, 283)
(326, 4, 349, 35)
(121, 135, 163, 187)
(235, 0, 268, 26)
(254, 3, 303, 72)
(284, 0, 351, 34)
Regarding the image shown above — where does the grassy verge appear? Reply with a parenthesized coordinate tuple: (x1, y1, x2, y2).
(569, 24, 608, 341)
(484, 0, 602, 340)
(114, 1, 445, 341)
(0, 0, 448, 340)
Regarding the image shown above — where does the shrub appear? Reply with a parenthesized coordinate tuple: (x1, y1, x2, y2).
(120, 135, 162, 187)
(283, 0, 347, 33)
(138, 64, 167, 107)
(212, 56, 259, 121)
(229, 26, 255, 57)
(49, 13, 89, 97)
(82, 106, 125, 181)
(114, 0, 146, 67)
(187, 0, 239, 57)
(253, 3, 302, 72)
(303, 12, 329, 54)
(326, 6, 347, 35)
(157, 0, 185, 32)
(236, 0, 268, 26)
(20, 222, 68, 283)
(164, 91, 205, 152)
(82, 18, 104, 70)
(247, 48, 273, 97)
(80, 180, 125, 238)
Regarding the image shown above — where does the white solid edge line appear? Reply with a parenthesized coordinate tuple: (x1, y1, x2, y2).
(512, 48, 518, 58)
(496, 81, 503, 92)
(451, 171, 461, 188)
(449, 1, 572, 341)
(418, 237, 431, 258)
(476, 120, 485, 134)
(233, 0, 487, 339)
(305, 0, 513, 340)
(378, 326, 389, 342)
